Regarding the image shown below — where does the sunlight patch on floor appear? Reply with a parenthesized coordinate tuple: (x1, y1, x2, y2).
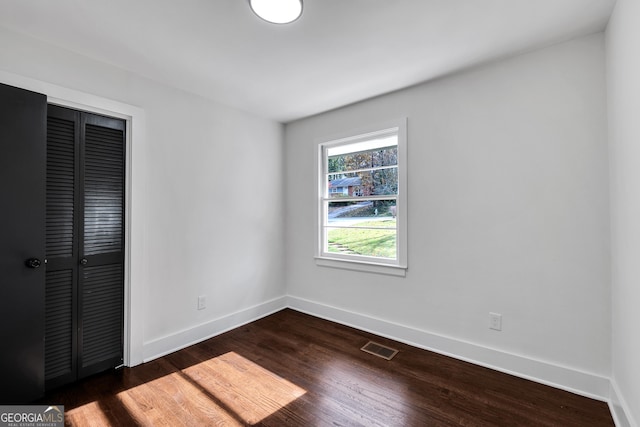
(63, 351, 306, 426)
(65, 400, 112, 426)
(182, 351, 307, 425)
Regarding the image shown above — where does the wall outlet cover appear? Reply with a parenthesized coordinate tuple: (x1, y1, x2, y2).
(489, 312, 502, 331)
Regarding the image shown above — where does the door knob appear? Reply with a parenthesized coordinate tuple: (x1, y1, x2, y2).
(25, 258, 41, 269)
(80, 258, 88, 266)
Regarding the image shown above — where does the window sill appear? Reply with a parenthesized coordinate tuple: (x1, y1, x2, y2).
(315, 256, 406, 277)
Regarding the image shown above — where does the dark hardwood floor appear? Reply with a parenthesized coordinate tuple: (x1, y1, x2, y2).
(41, 309, 614, 426)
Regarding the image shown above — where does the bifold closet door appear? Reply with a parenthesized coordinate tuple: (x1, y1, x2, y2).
(79, 112, 125, 379)
(45, 105, 125, 389)
(44, 106, 79, 389)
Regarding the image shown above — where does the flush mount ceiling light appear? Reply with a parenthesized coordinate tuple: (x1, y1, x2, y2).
(249, 0, 303, 24)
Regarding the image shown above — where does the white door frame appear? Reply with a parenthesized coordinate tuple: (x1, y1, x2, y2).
(0, 70, 147, 367)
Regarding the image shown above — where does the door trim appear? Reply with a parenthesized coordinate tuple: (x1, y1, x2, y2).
(0, 70, 148, 367)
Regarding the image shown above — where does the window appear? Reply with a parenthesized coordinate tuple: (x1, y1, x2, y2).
(316, 119, 407, 276)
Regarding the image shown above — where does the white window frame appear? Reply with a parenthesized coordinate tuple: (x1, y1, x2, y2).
(315, 118, 407, 277)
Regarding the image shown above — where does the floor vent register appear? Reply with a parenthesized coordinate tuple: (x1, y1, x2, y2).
(360, 341, 399, 360)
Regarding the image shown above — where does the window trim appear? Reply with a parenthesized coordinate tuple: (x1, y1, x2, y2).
(315, 118, 407, 276)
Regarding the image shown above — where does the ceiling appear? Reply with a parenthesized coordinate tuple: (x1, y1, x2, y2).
(0, 0, 615, 123)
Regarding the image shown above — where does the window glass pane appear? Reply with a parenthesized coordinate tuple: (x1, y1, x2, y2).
(327, 168, 398, 198)
(327, 134, 397, 157)
(327, 227, 396, 259)
(328, 201, 396, 227)
(328, 145, 397, 173)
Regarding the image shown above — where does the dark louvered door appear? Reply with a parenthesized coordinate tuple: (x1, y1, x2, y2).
(45, 105, 125, 389)
(45, 106, 79, 389)
(78, 113, 125, 378)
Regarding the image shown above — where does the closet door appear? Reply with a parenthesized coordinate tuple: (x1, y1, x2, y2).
(44, 106, 79, 389)
(0, 83, 46, 403)
(45, 105, 125, 389)
(78, 113, 125, 378)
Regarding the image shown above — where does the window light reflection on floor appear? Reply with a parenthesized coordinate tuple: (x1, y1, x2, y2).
(181, 351, 307, 424)
(64, 400, 113, 426)
(64, 351, 306, 426)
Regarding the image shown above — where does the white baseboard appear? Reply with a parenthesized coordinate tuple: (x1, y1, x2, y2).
(142, 296, 288, 362)
(139, 293, 623, 418)
(286, 295, 610, 402)
(609, 380, 637, 427)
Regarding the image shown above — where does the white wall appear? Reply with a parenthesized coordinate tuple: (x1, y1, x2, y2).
(0, 27, 286, 363)
(285, 34, 611, 395)
(607, 0, 640, 424)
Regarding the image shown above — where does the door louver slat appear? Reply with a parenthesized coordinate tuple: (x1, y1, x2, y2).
(46, 116, 75, 258)
(81, 264, 123, 367)
(45, 270, 73, 380)
(83, 124, 124, 256)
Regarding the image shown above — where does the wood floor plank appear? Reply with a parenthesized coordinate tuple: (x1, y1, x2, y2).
(40, 309, 614, 426)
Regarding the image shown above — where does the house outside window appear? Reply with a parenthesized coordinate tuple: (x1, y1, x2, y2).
(316, 118, 407, 276)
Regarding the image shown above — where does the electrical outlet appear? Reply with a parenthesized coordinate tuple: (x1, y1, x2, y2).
(489, 312, 502, 331)
(197, 295, 206, 310)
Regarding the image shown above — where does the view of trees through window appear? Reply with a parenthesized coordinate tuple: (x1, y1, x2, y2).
(323, 135, 399, 260)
